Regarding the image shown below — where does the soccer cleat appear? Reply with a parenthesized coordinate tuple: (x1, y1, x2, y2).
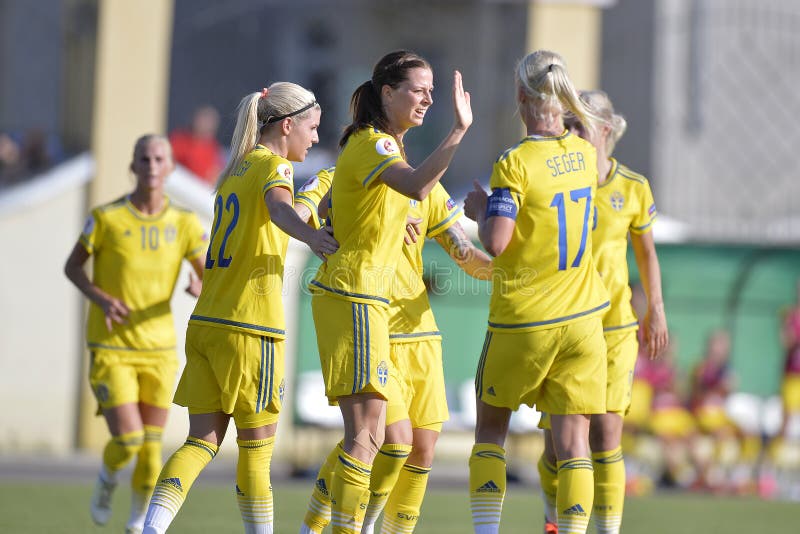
(90, 474, 117, 525)
(125, 527, 143, 534)
(544, 520, 559, 533)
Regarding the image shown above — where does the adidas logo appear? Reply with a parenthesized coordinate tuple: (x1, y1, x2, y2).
(562, 504, 587, 516)
(316, 478, 329, 496)
(160, 477, 183, 492)
(487, 386, 496, 396)
(235, 484, 244, 497)
(476, 480, 501, 493)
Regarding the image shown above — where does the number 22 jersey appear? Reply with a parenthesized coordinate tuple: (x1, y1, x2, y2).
(189, 145, 294, 339)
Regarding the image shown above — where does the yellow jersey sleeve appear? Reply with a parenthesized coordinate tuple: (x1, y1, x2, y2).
(425, 182, 462, 238)
(629, 170, 657, 234)
(79, 208, 107, 254)
(359, 132, 404, 187)
(183, 211, 208, 261)
(296, 166, 334, 229)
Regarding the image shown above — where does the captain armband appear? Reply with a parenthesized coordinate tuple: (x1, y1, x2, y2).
(485, 188, 518, 220)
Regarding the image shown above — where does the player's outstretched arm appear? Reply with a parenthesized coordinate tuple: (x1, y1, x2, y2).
(434, 221, 492, 280)
(265, 186, 338, 261)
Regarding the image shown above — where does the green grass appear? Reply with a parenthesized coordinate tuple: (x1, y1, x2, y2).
(0, 480, 796, 533)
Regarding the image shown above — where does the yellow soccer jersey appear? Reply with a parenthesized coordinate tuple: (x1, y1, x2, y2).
(295, 166, 334, 229)
(488, 132, 609, 331)
(189, 145, 294, 338)
(79, 196, 207, 351)
(593, 158, 657, 332)
(311, 128, 407, 305)
(389, 183, 462, 343)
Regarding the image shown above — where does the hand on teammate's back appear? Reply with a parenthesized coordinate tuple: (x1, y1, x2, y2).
(404, 216, 423, 245)
(309, 226, 339, 261)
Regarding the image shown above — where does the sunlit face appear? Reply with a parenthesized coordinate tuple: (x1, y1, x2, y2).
(130, 140, 173, 191)
(383, 67, 434, 132)
(286, 107, 321, 162)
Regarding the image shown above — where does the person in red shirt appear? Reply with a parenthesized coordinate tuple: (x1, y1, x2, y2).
(169, 105, 225, 185)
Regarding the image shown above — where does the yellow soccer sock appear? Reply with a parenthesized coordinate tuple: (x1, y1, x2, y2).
(381, 463, 430, 534)
(537, 454, 559, 525)
(469, 443, 506, 534)
(330, 448, 372, 534)
(236, 437, 275, 534)
(363, 443, 412, 532)
(144, 437, 218, 533)
(102, 429, 145, 479)
(592, 447, 624, 534)
(302, 442, 341, 533)
(128, 426, 163, 530)
(557, 457, 594, 534)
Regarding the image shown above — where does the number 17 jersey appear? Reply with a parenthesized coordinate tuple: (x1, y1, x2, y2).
(189, 145, 294, 339)
(488, 132, 609, 331)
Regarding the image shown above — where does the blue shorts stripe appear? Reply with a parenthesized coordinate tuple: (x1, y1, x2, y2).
(364, 304, 371, 386)
(267, 338, 274, 411)
(256, 337, 265, 413)
(352, 303, 359, 394)
(475, 331, 492, 397)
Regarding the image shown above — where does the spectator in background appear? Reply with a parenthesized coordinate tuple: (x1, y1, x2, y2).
(689, 329, 739, 491)
(774, 280, 800, 458)
(20, 128, 52, 174)
(169, 105, 225, 186)
(0, 132, 22, 185)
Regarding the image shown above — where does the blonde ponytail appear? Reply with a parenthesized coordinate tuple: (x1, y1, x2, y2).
(216, 82, 319, 190)
(515, 50, 601, 134)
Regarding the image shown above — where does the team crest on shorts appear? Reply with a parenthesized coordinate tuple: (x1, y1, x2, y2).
(377, 360, 389, 387)
(610, 191, 624, 211)
(279, 379, 286, 403)
(94, 383, 110, 403)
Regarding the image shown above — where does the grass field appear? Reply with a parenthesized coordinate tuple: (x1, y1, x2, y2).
(0, 479, 796, 533)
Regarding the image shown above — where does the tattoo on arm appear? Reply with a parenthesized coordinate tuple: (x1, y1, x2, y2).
(435, 222, 473, 262)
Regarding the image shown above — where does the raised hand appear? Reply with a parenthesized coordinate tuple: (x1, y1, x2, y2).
(452, 70, 473, 133)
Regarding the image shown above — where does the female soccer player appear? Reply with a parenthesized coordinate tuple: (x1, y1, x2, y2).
(296, 169, 491, 533)
(306, 50, 472, 534)
(141, 83, 337, 534)
(464, 50, 609, 534)
(64, 134, 206, 533)
(537, 90, 669, 534)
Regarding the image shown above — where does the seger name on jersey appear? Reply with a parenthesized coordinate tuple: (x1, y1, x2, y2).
(546, 151, 586, 177)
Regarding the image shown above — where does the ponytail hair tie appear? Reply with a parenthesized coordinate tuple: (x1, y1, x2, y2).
(547, 64, 555, 73)
(260, 87, 269, 99)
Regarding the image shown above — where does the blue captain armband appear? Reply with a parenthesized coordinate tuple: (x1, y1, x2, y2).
(486, 188, 518, 220)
